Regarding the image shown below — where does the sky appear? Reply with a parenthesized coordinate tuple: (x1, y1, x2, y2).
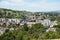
(0, 0, 60, 12)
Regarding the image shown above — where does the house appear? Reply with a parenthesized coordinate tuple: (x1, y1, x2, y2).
(0, 27, 8, 36)
(40, 19, 51, 27)
(50, 21, 57, 27)
(26, 22, 36, 27)
(46, 28, 56, 32)
(40, 19, 58, 27)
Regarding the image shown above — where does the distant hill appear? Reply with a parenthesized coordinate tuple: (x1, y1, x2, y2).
(0, 8, 60, 18)
(0, 8, 32, 18)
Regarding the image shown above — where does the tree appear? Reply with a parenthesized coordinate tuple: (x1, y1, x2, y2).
(16, 30, 24, 40)
(29, 23, 47, 33)
(2, 23, 6, 27)
(23, 23, 28, 31)
(53, 22, 60, 28)
(21, 15, 27, 22)
(0, 31, 15, 40)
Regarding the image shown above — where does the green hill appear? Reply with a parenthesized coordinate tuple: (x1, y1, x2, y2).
(0, 8, 32, 18)
(0, 8, 60, 19)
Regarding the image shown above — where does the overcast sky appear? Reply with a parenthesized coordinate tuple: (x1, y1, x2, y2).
(0, 0, 60, 12)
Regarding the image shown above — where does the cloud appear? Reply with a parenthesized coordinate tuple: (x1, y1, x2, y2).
(0, 0, 25, 6)
(26, 0, 60, 11)
(0, 0, 60, 12)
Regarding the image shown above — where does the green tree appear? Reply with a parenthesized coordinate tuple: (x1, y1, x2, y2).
(0, 31, 15, 40)
(23, 23, 28, 31)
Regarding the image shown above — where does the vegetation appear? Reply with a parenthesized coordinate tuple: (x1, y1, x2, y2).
(0, 23, 60, 40)
(0, 8, 60, 40)
(0, 8, 60, 19)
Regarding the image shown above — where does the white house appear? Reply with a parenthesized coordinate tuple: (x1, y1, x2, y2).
(50, 21, 58, 27)
(41, 19, 51, 26)
(0, 27, 8, 36)
(46, 28, 56, 32)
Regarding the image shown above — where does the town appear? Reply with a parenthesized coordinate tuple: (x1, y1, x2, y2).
(0, 8, 60, 39)
(0, 15, 58, 35)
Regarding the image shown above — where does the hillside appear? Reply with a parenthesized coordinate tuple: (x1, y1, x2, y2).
(0, 8, 60, 18)
(0, 8, 32, 18)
